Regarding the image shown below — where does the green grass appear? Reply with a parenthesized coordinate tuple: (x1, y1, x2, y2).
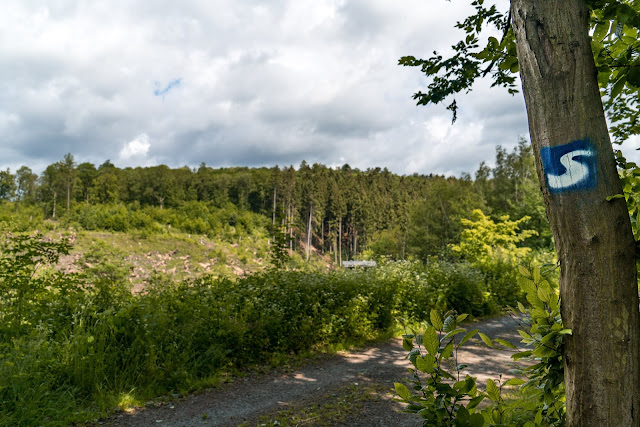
(245, 383, 391, 427)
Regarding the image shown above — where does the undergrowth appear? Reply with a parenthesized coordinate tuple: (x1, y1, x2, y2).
(0, 233, 523, 425)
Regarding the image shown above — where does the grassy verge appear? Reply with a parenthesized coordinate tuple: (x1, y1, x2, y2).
(245, 383, 391, 427)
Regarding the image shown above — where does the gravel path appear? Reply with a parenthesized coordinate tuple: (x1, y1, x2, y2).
(104, 316, 525, 427)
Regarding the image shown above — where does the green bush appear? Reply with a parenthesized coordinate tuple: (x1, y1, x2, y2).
(0, 202, 45, 232)
(476, 260, 522, 308)
(373, 260, 491, 320)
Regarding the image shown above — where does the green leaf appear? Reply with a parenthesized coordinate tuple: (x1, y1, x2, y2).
(443, 315, 456, 333)
(504, 378, 525, 386)
(518, 329, 533, 339)
(467, 395, 485, 410)
(537, 286, 551, 303)
(468, 413, 485, 427)
(558, 328, 573, 335)
(512, 350, 533, 361)
(607, 193, 626, 201)
(478, 332, 494, 348)
(486, 379, 500, 402)
(534, 409, 543, 424)
(533, 344, 559, 358)
(495, 338, 517, 349)
(463, 375, 476, 393)
(531, 307, 548, 319)
(518, 275, 537, 295)
(517, 301, 527, 313)
(517, 265, 529, 277)
(611, 77, 627, 99)
(457, 405, 470, 421)
(456, 313, 469, 323)
(628, 66, 640, 88)
(402, 337, 413, 351)
(424, 325, 439, 356)
(593, 21, 611, 41)
(441, 342, 454, 360)
(473, 49, 489, 60)
(460, 329, 479, 346)
(416, 354, 435, 373)
(443, 328, 466, 341)
(394, 382, 411, 401)
(415, 334, 423, 346)
(598, 71, 610, 86)
(430, 309, 443, 330)
(541, 332, 556, 345)
(532, 265, 542, 283)
(549, 293, 560, 312)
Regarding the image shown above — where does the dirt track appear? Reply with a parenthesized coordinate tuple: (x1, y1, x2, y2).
(104, 316, 526, 427)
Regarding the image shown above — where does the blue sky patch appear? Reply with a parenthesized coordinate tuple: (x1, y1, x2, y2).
(540, 139, 597, 193)
(154, 78, 182, 97)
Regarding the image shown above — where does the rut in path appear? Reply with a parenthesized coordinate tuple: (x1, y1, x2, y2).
(105, 316, 524, 427)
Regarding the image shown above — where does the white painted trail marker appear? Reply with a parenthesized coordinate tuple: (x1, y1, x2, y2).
(541, 140, 597, 194)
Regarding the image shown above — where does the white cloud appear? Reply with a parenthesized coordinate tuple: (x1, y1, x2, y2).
(119, 133, 151, 166)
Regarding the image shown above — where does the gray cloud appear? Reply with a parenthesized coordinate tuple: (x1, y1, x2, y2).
(0, 0, 537, 177)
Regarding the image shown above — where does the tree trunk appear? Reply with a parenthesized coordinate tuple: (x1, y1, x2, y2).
(353, 228, 357, 259)
(338, 217, 342, 264)
(306, 203, 313, 261)
(511, 1, 640, 425)
(289, 205, 294, 253)
(52, 190, 57, 219)
(66, 181, 70, 215)
(272, 186, 277, 226)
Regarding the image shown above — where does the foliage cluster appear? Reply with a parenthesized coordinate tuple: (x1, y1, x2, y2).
(451, 209, 537, 265)
(395, 264, 567, 426)
(399, 0, 640, 147)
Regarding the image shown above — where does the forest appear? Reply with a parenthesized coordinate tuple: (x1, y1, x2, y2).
(0, 138, 551, 263)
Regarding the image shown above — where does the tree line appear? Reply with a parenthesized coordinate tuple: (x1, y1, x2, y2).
(0, 138, 550, 261)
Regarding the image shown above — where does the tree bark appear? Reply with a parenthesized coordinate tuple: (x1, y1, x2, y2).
(52, 190, 57, 219)
(66, 181, 70, 215)
(511, 0, 640, 425)
(353, 228, 357, 259)
(306, 203, 313, 261)
(272, 185, 277, 226)
(339, 217, 342, 264)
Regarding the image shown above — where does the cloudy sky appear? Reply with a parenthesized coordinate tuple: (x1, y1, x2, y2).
(0, 0, 588, 177)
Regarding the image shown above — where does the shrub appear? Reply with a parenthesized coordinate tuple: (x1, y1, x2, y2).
(395, 263, 566, 426)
